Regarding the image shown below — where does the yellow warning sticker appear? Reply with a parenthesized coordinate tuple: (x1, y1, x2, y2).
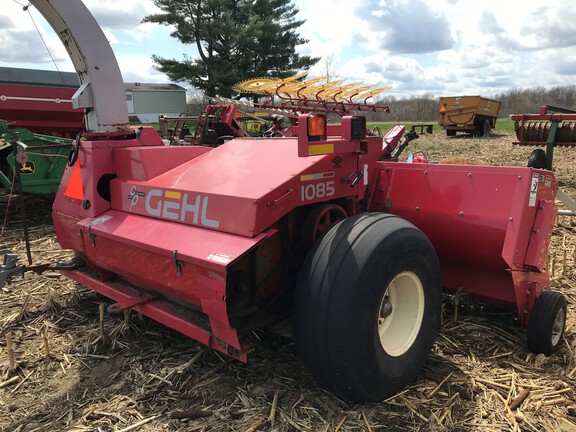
(300, 172, 335, 182)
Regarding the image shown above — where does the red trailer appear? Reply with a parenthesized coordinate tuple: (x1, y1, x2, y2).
(0, 69, 84, 138)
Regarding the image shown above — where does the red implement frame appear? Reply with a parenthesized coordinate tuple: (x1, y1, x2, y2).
(50, 111, 557, 362)
(370, 162, 557, 324)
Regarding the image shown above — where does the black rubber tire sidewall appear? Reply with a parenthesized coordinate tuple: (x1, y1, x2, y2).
(527, 290, 567, 355)
(293, 213, 442, 402)
(482, 119, 491, 138)
(527, 149, 547, 169)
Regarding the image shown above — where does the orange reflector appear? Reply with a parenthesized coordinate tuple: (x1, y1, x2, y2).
(440, 105, 446, 112)
(307, 115, 326, 137)
(64, 162, 84, 200)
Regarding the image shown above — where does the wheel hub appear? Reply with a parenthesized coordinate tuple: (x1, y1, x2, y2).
(551, 308, 566, 346)
(377, 271, 425, 357)
(380, 300, 393, 318)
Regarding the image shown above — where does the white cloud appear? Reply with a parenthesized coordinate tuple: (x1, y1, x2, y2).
(1, 0, 575, 99)
(116, 54, 173, 84)
(295, 0, 576, 97)
(355, 0, 455, 54)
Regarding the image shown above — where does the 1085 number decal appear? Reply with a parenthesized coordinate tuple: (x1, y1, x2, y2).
(300, 181, 335, 201)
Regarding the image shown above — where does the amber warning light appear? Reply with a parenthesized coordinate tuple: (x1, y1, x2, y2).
(307, 115, 326, 141)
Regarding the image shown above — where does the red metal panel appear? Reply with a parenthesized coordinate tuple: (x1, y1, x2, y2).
(110, 180, 259, 236)
(77, 210, 269, 271)
(524, 199, 556, 270)
(502, 171, 557, 270)
(51, 211, 83, 252)
(380, 162, 522, 269)
(73, 210, 271, 348)
(149, 139, 321, 198)
(114, 146, 212, 181)
(511, 271, 550, 325)
(377, 162, 557, 320)
(109, 138, 360, 237)
(132, 126, 166, 146)
(53, 138, 145, 220)
(442, 263, 516, 305)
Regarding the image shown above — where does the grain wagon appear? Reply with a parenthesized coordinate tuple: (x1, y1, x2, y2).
(439, 95, 501, 137)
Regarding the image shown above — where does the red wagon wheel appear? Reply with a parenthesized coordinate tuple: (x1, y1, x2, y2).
(303, 204, 347, 246)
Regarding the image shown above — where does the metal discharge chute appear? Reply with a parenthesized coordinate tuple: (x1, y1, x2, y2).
(30, 0, 129, 132)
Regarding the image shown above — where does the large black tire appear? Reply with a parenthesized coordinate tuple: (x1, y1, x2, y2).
(480, 119, 491, 138)
(292, 213, 442, 402)
(527, 149, 547, 169)
(527, 290, 567, 355)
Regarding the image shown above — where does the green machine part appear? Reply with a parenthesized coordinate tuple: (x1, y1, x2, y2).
(0, 120, 73, 196)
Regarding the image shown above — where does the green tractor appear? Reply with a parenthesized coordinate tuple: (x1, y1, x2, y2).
(0, 120, 73, 197)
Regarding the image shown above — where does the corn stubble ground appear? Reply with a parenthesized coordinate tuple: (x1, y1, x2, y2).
(0, 130, 575, 432)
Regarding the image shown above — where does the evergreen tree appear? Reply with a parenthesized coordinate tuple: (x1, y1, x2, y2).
(144, 0, 319, 97)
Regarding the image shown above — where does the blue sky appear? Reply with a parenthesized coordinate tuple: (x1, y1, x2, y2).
(1, 0, 576, 99)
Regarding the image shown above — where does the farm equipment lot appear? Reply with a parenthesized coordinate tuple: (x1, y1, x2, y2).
(1, 131, 575, 431)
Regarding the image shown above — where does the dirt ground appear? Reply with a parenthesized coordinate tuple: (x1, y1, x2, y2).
(0, 130, 575, 432)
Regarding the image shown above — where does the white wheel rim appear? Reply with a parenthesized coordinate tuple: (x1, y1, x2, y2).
(551, 307, 566, 346)
(378, 271, 425, 357)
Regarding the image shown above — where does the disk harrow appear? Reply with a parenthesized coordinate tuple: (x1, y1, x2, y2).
(512, 105, 576, 148)
(511, 105, 576, 170)
(513, 121, 576, 148)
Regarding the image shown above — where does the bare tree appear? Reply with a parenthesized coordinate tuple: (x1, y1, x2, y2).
(186, 86, 210, 115)
(321, 52, 339, 83)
